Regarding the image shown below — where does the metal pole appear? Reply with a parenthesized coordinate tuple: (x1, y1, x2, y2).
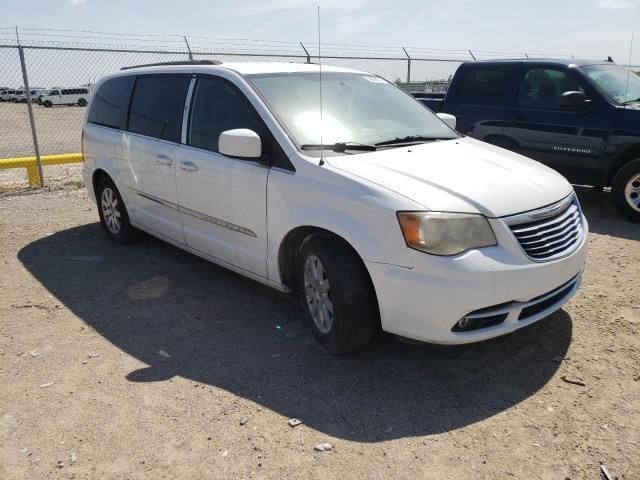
(402, 47, 411, 83)
(183, 36, 194, 61)
(300, 41, 311, 63)
(16, 27, 44, 188)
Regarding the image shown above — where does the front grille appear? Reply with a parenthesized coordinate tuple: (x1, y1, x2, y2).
(508, 197, 584, 261)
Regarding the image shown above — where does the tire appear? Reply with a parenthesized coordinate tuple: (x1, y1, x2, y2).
(296, 233, 378, 354)
(78, 98, 87, 107)
(611, 158, 640, 223)
(43, 100, 52, 108)
(96, 176, 140, 244)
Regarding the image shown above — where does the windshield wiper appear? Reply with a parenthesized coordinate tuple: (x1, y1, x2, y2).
(374, 135, 452, 147)
(622, 97, 640, 105)
(300, 142, 377, 153)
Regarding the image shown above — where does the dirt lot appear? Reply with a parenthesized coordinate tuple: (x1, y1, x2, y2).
(0, 186, 638, 479)
(0, 102, 84, 188)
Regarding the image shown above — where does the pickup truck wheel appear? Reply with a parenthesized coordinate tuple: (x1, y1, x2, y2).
(96, 177, 140, 244)
(612, 158, 640, 223)
(297, 234, 378, 354)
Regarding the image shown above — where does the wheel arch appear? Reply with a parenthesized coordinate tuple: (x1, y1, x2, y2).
(277, 226, 376, 299)
(608, 143, 640, 186)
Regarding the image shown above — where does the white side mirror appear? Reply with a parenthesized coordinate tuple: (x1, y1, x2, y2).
(437, 113, 457, 131)
(218, 129, 262, 158)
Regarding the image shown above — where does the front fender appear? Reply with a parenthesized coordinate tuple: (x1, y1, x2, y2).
(266, 168, 414, 283)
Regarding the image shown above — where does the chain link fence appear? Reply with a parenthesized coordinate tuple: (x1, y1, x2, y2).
(1, 28, 638, 192)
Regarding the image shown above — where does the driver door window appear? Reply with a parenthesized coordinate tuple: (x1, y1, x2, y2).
(516, 68, 584, 110)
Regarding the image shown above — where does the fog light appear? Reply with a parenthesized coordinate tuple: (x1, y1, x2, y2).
(455, 317, 470, 330)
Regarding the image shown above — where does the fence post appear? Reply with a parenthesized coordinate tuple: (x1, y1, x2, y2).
(402, 47, 411, 83)
(16, 28, 44, 188)
(300, 41, 311, 63)
(183, 36, 194, 61)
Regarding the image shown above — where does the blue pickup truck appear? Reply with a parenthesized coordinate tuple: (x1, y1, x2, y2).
(415, 59, 640, 222)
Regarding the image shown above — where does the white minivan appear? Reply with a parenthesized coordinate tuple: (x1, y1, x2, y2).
(82, 60, 588, 353)
(41, 87, 90, 107)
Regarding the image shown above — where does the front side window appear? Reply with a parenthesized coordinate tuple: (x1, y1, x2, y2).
(128, 75, 191, 143)
(456, 67, 508, 106)
(88, 75, 134, 130)
(516, 68, 584, 109)
(188, 76, 267, 154)
(581, 64, 640, 105)
(247, 72, 456, 153)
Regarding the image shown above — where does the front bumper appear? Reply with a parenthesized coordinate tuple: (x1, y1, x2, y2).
(366, 214, 588, 344)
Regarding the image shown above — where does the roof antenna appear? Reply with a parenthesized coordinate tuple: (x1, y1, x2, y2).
(624, 34, 634, 108)
(317, 5, 325, 166)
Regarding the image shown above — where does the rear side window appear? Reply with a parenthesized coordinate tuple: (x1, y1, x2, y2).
(188, 76, 267, 154)
(128, 76, 191, 143)
(456, 67, 508, 106)
(88, 76, 134, 130)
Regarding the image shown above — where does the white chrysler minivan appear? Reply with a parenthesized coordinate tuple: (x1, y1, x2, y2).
(82, 60, 588, 353)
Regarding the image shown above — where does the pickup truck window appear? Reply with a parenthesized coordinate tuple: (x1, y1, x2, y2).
(456, 67, 507, 106)
(516, 68, 584, 109)
(581, 64, 640, 105)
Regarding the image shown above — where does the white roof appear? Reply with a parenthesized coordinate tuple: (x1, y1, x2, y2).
(114, 61, 366, 77)
(220, 62, 365, 75)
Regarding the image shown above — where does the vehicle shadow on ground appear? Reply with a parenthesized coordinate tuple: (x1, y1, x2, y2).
(19, 224, 571, 442)
(575, 186, 640, 241)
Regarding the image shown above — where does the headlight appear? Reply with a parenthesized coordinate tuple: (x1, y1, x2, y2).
(397, 212, 497, 256)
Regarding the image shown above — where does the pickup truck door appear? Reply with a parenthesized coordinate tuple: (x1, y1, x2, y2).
(175, 75, 269, 277)
(443, 65, 515, 141)
(503, 66, 608, 183)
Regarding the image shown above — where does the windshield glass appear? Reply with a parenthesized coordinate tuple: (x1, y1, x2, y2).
(581, 64, 640, 104)
(247, 72, 457, 153)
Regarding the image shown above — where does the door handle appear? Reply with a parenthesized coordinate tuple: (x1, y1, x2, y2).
(179, 160, 199, 172)
(156, 154, 173, 165)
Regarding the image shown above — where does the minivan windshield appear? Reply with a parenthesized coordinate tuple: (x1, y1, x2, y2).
(581, 64, 640, 105)
(247, 72, 457, 154)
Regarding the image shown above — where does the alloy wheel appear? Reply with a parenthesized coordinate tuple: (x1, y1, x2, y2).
(101, 187, 122, 234)
(303, 254, 334, 334)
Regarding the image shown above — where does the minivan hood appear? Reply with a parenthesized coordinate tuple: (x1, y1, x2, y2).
(326, 136, 573, 217)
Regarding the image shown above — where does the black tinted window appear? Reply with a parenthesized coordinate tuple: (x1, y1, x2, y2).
(188, 76, 267, 154)
(88, 76, 134, 130)
(457, 67, 507, 106)
(129, 76, 191, 143)
(516, 68, 584, 109)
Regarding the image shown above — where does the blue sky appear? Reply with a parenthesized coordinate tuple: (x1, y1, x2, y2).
(1, 0, 639, 61)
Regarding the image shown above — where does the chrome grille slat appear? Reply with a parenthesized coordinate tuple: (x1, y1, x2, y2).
(517, 216, 581, 246)
(510, 204, 578, 234)
(520, 229, 579, 252)
(507, 196, 583, 261)
(528, 236, 580, 258)
(514, 211, 580, 240)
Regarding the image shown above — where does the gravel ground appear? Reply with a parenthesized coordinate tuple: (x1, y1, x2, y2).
(0, 186, 638, 479)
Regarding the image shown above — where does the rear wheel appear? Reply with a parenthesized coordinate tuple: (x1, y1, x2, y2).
(296, 234, 378, 354)
(78, 98, 87, 107)
(96, 176, 140, 244)
(612, 158, 640, 223)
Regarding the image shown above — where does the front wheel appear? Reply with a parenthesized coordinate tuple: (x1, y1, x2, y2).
(612, 158, 640, 223)
(96, 177, 140, 244)
(297, 234, 378, 354)
(43, 100, 52, 107)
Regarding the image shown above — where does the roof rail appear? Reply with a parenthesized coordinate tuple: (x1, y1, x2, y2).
(120, 60, 222, 71)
